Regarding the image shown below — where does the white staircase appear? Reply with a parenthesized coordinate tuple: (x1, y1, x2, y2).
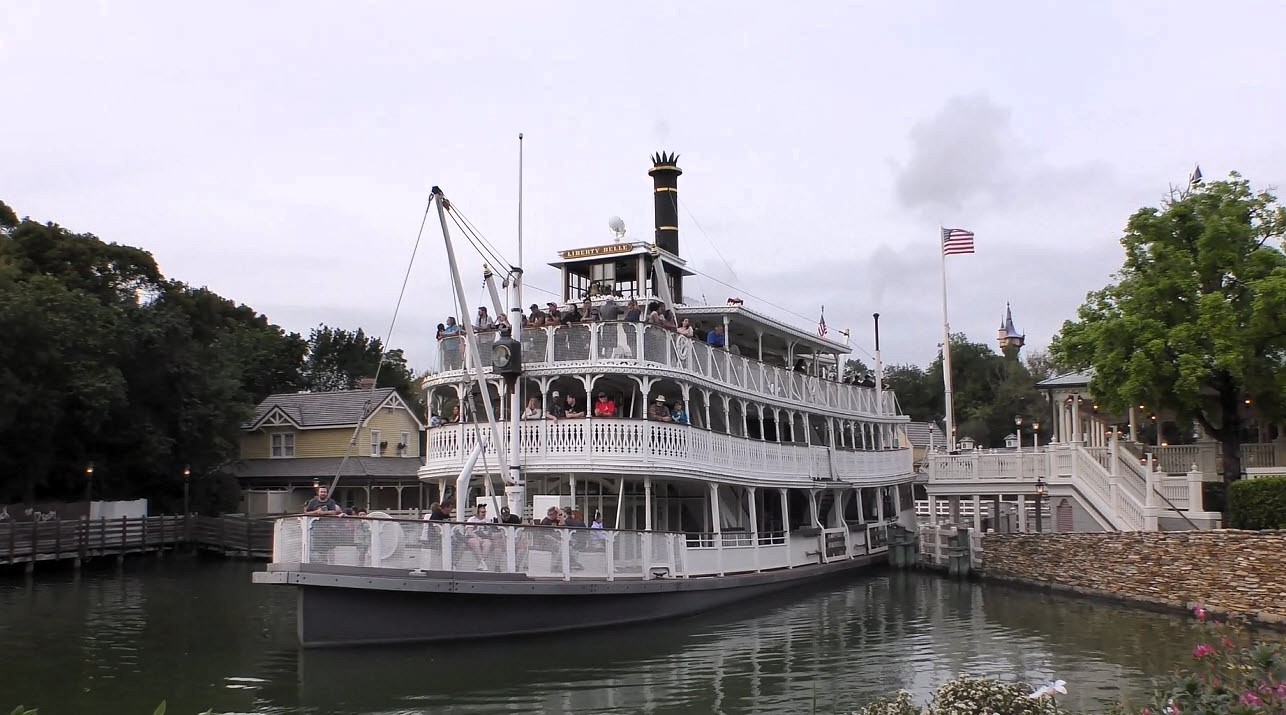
(925, 441, 1219, 532)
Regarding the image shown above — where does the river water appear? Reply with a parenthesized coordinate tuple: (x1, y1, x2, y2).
(0, 557, 1207, 714)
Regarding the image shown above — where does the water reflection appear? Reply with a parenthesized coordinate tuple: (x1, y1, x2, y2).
(0, 561, 1212, 714)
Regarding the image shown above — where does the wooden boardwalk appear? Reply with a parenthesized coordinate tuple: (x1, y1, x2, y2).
(0, 515, 275, 570)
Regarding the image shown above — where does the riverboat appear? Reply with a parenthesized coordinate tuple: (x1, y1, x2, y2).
(254, 152, 917, 647)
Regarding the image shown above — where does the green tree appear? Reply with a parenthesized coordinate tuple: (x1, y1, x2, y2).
(303, 325, 416, 402)
(1052, 173, 1286, 485)
(882, 363, 936, 423)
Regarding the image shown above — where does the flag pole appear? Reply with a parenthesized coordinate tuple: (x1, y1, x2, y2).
(939, 228, 956, 451)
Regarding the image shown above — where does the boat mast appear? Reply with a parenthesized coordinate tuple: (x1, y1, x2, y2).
(506, 134, 526, 517)
(430, 187, 511, 506)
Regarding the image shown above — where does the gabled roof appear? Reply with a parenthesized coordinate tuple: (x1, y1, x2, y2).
(904, 421, 944, 449)
(1036, 369, 1094, 389)
(244, 388, 424, 431)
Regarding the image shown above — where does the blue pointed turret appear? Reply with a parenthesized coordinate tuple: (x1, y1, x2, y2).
(997, 303, 1025, 358)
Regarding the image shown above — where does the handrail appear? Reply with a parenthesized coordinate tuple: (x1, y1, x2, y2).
(431, 323, 899, 420)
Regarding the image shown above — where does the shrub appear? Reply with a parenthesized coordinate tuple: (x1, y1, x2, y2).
(1108, 605, 1286, 715)
(1228, 477, 1286, 529)
(853, 677, 1067, 715)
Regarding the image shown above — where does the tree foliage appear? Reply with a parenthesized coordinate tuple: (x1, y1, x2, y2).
(883, 333, 1047, 447)
(1052, 174, 1286, 484)
(302, 325, 417, 402)
(0, 207, 309, 509)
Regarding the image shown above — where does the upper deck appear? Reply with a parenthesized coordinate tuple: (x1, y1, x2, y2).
(428, 321, 899, 421)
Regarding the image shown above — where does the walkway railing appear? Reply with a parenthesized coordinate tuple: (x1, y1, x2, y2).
(0, 515, 275, 566)
(270, 515, 886, 579)
(424, 418, 913, 485)
(435, 322, 899, 418)
(926, 442, 1222, 532)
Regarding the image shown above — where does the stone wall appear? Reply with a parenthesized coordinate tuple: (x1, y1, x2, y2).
(979, 531, 1286, 627)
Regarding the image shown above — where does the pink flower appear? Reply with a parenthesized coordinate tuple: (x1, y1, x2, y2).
(1240, 692, 1263, 707)
(1193, 604, 1208, 621)
(1193, 644, 1216, 659)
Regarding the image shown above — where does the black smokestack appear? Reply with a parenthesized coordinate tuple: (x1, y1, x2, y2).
(648, 152, 681, 255)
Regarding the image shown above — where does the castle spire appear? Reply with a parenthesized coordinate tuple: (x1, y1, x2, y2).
(997, 303, 1025, 358)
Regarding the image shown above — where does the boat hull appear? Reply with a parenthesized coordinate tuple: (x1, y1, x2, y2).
(255, 555, 883, 647)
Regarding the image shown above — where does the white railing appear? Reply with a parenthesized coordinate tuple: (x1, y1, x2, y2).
(1241, 443, 1278, 468)
(432, 323, 898, 419)
(1152, 445, 1201, 475)
(424, 419, 913, 485)
(272, 517, 876, 579)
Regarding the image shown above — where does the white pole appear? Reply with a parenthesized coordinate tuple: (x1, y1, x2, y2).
(939, 229, 956, 451)
(506, 134, 526, 516)
(872, 313, 884, 415)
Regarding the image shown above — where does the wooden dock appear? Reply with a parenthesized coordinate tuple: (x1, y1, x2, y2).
(0, 515, 275, 570)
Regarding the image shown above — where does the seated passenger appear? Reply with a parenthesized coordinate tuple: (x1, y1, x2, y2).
(465, 503, 498, 571)
(564, 394, 587, 418)
(670, 400, 689, 425)
(648, 395, 673, 422)
(706, 324, 726, 347)
(593, 392, 617, 418)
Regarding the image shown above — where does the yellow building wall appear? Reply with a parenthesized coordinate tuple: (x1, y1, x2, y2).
(238, 406, 422, 460)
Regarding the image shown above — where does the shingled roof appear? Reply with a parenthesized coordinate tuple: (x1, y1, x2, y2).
(1035, 370, 1094, 389)
(243, 388, 412, 430)
(904, 421, 944, 449)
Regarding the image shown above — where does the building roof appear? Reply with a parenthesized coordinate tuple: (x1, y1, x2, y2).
(229, 456, 424, 480)
(1036, 370, 1094, 389)
(244, 388, 423, 431)
(1000, 303, 1023, 339)
(904, 421, 944, 448)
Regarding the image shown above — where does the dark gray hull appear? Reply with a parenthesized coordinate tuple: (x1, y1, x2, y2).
(256, 555, 883, 647)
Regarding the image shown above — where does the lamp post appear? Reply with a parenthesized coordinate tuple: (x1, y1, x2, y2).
(182, 465, 191, 542)
(1033, 476, 1048, 533)
(85, 462, 94, 502)
(1032, 421, 1040, 448)
(1014, 415, 1023, 453)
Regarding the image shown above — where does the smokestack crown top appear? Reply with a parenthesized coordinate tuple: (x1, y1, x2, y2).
(649, 151, 682, 176)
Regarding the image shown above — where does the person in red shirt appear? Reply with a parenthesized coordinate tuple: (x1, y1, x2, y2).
(593, 392, 617, 418)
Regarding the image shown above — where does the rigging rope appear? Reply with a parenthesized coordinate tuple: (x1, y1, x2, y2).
(328, 197, 433, 495)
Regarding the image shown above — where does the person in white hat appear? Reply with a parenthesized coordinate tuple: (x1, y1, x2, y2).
(647, 394, 673, 422)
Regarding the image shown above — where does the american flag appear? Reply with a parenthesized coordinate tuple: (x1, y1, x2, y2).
(817, 308, 827, 338)
(941, 228, 975, 255)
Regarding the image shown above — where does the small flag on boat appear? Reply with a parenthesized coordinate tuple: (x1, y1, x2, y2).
(817, 307, 828, 338)
(941, 228, 975, 256)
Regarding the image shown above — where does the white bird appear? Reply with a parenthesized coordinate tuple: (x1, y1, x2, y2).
(1028, 680, 1068, 699)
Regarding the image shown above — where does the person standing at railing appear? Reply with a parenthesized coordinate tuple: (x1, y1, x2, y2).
(706, 324, 726, 348)
(304, 486, 342, 516)
(676, 318, 694, 338)
(564, 394, 587, 419)
(648, 395, 673, 422)
(670, 401, 689, 425)
(593, 393, 617, 418)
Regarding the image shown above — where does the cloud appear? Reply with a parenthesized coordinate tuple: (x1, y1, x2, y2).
(892, 94, 1114, 216)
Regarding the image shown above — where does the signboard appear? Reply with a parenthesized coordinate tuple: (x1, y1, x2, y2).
(559, 243, 634, 260)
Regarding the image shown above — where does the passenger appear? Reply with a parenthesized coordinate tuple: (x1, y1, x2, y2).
(429, 411, 444, 428)
(648, 395, 673, 422)
(670, 400, 689, 425)
(564, 509, 588, 569)
(539, 506, 563, 526)
(593, 392, 617, 418)
(676, 318, 694, 338)
(547, 391, 566, 419)
(475, 307, 496, 331)
(435, 322, 446, 340)
(527, 303, 545, 327)
(442, 317, 461, 336)
(354, 509, 370, 565)
(465, 503, 498, 571)
(599, 296, 620, 321)
(449, 404, 462, 423)
(499, 506, 522, 525)
(624, 299, 641, 322)
(564, 394, 587, 418)
(561, 302, 583, 324)
(521, 397, 544, 420)
(706, 324, 726, 347)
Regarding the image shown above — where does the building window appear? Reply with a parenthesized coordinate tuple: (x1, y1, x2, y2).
(270, 433, 295, 458)
(399, 431, 410, 457)
(370, 429, 381, 457)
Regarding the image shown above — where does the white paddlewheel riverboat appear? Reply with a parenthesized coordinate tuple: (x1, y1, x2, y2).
(255, 152, 917, 647)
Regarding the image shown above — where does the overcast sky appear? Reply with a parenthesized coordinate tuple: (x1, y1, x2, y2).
(4, 2, 1284, 373)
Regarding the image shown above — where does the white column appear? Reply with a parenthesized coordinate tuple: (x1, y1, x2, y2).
(1072, 400, 1082, 443)
(644, 476, 653, 531)
(927, 494, 938, 525)
(779, 488, 792, 568)
(972, 495, 982, 531)
(1017, 494, 1028, 531)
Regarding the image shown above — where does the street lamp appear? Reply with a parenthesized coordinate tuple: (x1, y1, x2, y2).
(1034, 476, 1048, 533)
(85, 462, 94, 501)
(1014, 415, 1023, 453)
(182, 465, 191, 543)
(1032, 421, 1040, 448)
